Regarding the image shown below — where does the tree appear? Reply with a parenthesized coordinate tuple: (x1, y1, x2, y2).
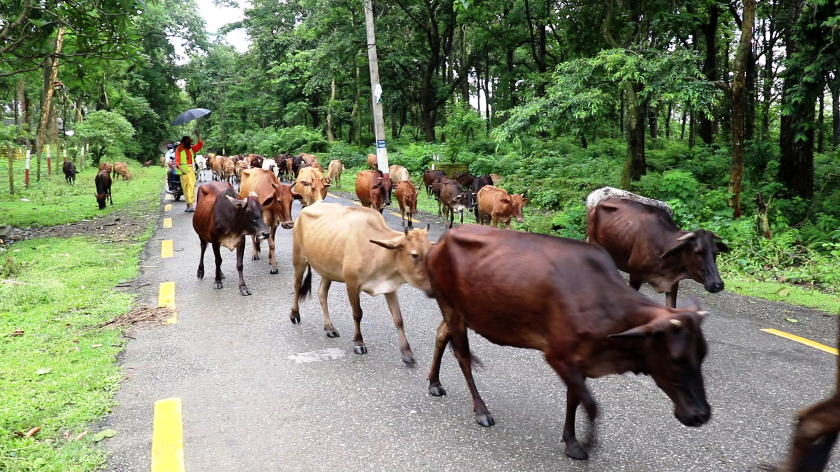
(727, 0, 755, 218)
(74, 110, 135, 164)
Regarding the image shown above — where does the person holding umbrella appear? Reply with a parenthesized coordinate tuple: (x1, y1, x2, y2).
(175, 131, 203, 212)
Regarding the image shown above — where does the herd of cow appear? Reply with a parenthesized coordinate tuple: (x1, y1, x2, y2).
(180, 151, 837, 470)
(61, 160, 131, 210)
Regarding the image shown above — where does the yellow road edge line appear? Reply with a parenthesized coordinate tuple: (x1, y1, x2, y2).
(162, 218, 172, 228)
(761, 328, 838, 355)
(389, 212, 421, 224)
(158, 282, 177, 325)
(164, 204, 172, 211)
(164, 194, 174, 201)
(151, 397, 185, 472)
(161, 240, 174, 258)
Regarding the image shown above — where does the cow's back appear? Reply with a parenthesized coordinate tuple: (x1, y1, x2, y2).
(477, 185, 507, 214)
(355, 170, 376, 205)
(239, 168, 276, 201)
(194, 182, 233, 242)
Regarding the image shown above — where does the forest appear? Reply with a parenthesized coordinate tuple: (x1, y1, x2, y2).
(1, 0, 839, 310)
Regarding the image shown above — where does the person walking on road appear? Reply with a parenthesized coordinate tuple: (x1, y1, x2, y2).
(175, 131, 203, 212)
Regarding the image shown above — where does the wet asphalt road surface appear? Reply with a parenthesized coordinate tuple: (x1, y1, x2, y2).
(104, 180, 838, 471)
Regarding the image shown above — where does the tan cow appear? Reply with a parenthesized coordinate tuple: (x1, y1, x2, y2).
(490, 173, 503, 186)
(394, 181, 418, 228)
(389, 165, 410, 183)
(290, 203, 433, 364)
(477, 185, 528, 228)
(355, 170, 387, 213)
(112, 162, 131, 180)
(239, 168, 302, 274)
(234, 159, 249, 182)
(300, 153, 319, 166)
(327, 160, 344, 188)
(223, 158, 236, 184)
(367, 153, 377, 170)
(294, 166, 330, 207)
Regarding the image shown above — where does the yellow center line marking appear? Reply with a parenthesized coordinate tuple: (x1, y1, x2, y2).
(161, 240, 174, 258)
(163, 218, 172, 228)
(151, 397, 185, 472)
(389, 212, 421, 223)
(165, 194, 174, 201)
(762, 329, 838, 355)
(164, 204, 172, 211)
(158, 282, 177, 324)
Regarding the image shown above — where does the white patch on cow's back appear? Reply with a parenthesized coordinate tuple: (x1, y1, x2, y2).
(586, 186, 673, 215)
(287, 348, 346, 364)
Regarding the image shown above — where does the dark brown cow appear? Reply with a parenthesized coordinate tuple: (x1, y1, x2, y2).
(356, 170, 387, 213)
(453, 172, 475, 188)
(193, 181, 270, 296)
(438, 179, 473, 228)
(395, 181, 418, 228)
(587, 197, 728, 308)
(239, 168, 302, 274)
(94, 169, 112, 210)
(430, 175, 449, 203)
(425, 225, 711, 460)
(422, 170, 446, 196)
(250, 154, 264, 169)
(63, 161, 78, 184)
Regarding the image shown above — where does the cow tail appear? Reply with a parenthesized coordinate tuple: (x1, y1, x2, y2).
(299, 265, 313, 300)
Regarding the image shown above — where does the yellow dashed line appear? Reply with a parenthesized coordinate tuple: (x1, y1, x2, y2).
(762, 329, 838, 355)
(161, 240, 174, 258)
(164, 204, 172, 211)
(165, 194, 174, 201)
(151, 397, 185, 472)
(389, 212, 420, 223)
(158, 282, 177, 324)
(163, 218, 172, 228)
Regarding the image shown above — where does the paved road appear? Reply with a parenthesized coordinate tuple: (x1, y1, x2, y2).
(104, 183, 838, 471)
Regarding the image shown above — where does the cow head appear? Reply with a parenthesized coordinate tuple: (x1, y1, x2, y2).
(266, 183, 302, 229)
(660, 230, 729, 293)
(369, 225, 433, 296)
(95, 193, 107, 210)
(500, 194, 529, 223)
(609, 308, 711, 427)
(226, 195, 270, 239)
(297, 176, 329, 206)
(370, 178, 386, 211)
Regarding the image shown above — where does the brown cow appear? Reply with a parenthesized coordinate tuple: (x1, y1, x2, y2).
(193, 181, 270, 296)
(394, 181, 418, 229)
(223, 158, 236, 184)
(98, 162, 112, 174)
(112, 162, 130, 180)
(294, 166, 330, 207)
(327, 160, 344, 188)
(355, 170, 387, 213)
(389, 165, 410, 183)
(438, 179, 473, 228)
(586, 195, 728, 308)
(299, 153, 319, 166)
(234, 159, 249, 182)
(143, 160, 153, 168)
(94, 169, 112, 209)
(422, 170, 446, 197)
(477, 185, 528, 228)
(453, 172, 475, 188)
(290, 203, 433, 364)
(239, 168, 302, 274)
(425, 225, 711, 460)
(367, 153, 378, 170)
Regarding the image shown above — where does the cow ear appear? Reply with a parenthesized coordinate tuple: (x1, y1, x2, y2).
(226, 195, 246, 208)
(715, 241, 730, 253)
(271, 183, 280, 189)
(660, 232, 695, 258)
(522, 198, 529, 204)
(369, 238, 404, 250)
(262, 196, 274, 207)
(499, 198, 510, 204)
(300, 180, 311, 187)
(608, 325, 652, 340)
(291, 189, 303, 200)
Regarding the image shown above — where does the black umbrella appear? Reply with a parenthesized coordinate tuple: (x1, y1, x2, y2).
(171, 108, 211, 126)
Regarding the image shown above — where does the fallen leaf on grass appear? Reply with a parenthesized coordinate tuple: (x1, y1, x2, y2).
(25, 427, 40, 438)
(9, 329, 23, 337)
(785, 318, 799, 323)
(74, 431, 88, 441)
(35, 368, 51, 375)
(777, 288, 790, 297)
(91, 344, 103, 348)
(91, 430, 116, 442)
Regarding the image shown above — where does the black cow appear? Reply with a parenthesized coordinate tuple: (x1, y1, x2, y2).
(470, 175, 493, 221)
(63, 161, 79, 185)
(94, 169, 112, 210)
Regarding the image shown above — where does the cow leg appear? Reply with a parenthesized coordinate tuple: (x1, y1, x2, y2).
(427, 320, 451, 396)
(628, 274, 643, 291)
(400, 209, 406, 226)
(319, 279, 339, 337)
(236, 239, 251, 296)
(384, 292, 415, 365)
(347, 284, 367, 354)
(212, 242, 224, 289)
(545, 354, 598, 460)
(290, 262, 306, 324)
(665, 281, 679, 308)
(268, 224, 279, 274)
(197, 239, 207, 279)
(251, 234, 261, 261)
(450, 322, 493, 427)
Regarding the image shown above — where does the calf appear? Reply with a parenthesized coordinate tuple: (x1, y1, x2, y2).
(63, 161, 78, 185)
(422, 170, 446, 197)
(394, 181, 418, 229)
(291, 203, 433, 364)
(327, 160, 344, 188)
(262, 158, 278, 177)
(112, 162, 130, 180)
(239, 168, 302, 274)
(453, 172, 475, 188)
(367, 153, 378, 170)
(477, 185, 528, 228)
(193, 181, 270, 296)
(425, 225, 711, 460)
(586, 194, 728, 308)
(389, 165, 410, 183)
(355, 170, 387, 213)
(438, 179, 473, 228)
(143, 160, 153, 168)
(94, 169, 113, 210)
(294, 166, 330, 207)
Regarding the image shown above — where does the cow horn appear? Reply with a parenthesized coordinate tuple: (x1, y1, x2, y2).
(677, 232, 696, 241)
(697, 311, 709, 317)
(670, 319, 682, 327)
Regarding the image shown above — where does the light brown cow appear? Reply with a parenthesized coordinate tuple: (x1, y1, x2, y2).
(300, 153, 319, 166)
(239, 168, 302, 274)
(290, 203, 433, 364)
(223, 158, 236, 184)
(112, 162, 131, 180)
(490, 173, 502, 185)
(310, 162, 324, 172)
(389, 165, 410, 183)
(294, 166, 330, 207)
(355, 170, 386, 213)
(367, 153, 377, 170)
(477, 185, 528, 228)
(394, 181, 417, 228)
(99, 162, 112, 173)
(234, 159, 249, 182)
(327, 160, 344, 188)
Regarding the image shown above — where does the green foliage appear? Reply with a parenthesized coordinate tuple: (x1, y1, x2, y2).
(225, 126, 326, 156)
(440, 103, 485, 162)
(324, 142, 367, 169)
(74, 111, 136, 165)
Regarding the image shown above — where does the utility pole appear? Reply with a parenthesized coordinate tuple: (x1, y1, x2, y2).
(363, 0, 391, 198)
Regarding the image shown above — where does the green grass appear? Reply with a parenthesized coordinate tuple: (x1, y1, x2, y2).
(0, 160, 165, 227)
(724, 278, 840, 315)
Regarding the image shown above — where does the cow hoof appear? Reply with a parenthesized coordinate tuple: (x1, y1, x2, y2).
(401, 355, 416, 366)
(252, 255, 259, 261)
(214, 281, 223, 289)
(353, 345, 367, 355)
(239, 287, 252, 296)
(290, 311, 301, 324)
(475, 413, 495, 427)
(428, 383, 446, 397)
(564, 441, 589, 461)
(325, 330, 340, 338)
(197, 269, 204, 279)
(270, 268, 279, 275)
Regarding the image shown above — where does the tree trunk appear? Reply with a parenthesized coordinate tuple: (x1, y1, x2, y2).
(832, 77, 839, 150)
(36, 26, 66, 179)
(354, 56, 362, 146)
(761, 24, 773, 138)
(817, 86, 824, 153)
(619, 89, 625, 135)
(621, 83, 646, 189)
(681, 106, 687, 140)
(665, 102, 672, 139)
(728, 0, 755, 219)
(699, 4, 719, 145)
(14, 79, 21, 126)
(745, 50, 757, 141)
(326, 79, 336, 143)
(647, 101, 658, 139)
(689, 108, 696, 149)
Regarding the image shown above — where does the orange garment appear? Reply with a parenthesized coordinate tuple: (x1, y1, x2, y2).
(174, 140, 204, 174)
